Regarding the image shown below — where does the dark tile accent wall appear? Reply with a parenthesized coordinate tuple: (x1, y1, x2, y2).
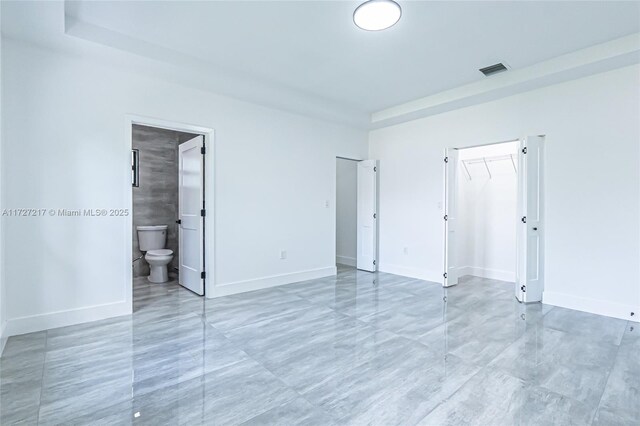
(132, 125, 198, 277)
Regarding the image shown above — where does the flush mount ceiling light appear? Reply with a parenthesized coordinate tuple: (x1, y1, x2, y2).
(353, 0, 402, 31)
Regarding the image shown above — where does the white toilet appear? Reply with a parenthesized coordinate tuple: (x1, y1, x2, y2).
(137, 225, 174, 283)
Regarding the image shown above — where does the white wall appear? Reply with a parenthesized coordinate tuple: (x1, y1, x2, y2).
(370, 65, 640, 322)
(457, 142, 517, 282)
(1, 39, 368, 336)
(336, 158, 357, 266)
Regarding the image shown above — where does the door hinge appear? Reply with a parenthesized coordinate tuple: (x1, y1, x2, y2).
(373, 260, 376, 266)
(176, 219, 181, 224)
(201, 209, 206, 217)
(444, 214, 448, 221)
(521, 216, 527, 223)
(522, 147, 527, 154)
(443, 272, 448, 279)
(374, 166, 377, 172)
(201, 146, 206, 155)
(373, 213, 377, 219)
(201, 271, 206, 279)
(521, 285, 526, 292)
(444, 157, 449, 163)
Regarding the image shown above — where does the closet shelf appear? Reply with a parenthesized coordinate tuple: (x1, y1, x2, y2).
(461, 154, 517, 180)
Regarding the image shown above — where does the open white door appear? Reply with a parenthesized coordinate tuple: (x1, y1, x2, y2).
(516, 136, 544, 302)
(179, 135, 205, 295)
(357, 160, 378, 272)
(443, 148, 459, 287)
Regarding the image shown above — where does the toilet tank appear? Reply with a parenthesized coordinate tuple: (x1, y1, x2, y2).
(137, 225, 168, 251)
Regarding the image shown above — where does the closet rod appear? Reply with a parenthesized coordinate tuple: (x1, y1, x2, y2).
(482, 157, 492, 179)
(462, 154, 515, 165)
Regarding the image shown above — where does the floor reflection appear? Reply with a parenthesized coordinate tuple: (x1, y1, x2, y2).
(1, 268, 637, 425)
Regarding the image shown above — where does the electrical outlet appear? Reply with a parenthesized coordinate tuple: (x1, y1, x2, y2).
(280, 250, 287, 260)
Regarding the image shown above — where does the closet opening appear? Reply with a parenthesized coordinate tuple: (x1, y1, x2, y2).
(458, 141, 518, 293)
(443, 136, 544, 303)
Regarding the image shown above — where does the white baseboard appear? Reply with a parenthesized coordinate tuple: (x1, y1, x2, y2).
(336, 255, 356, 267)
(4, 301, 131, 338)
(379, 263, 442, 284)
(210, 266, 337, 298)
(0, 321, 7, 356)
(458, 266, 515, 282)
(543, 291, 639, 323)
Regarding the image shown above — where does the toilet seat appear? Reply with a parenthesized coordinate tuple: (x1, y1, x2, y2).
(147, 249, 173, 256)
(144, 249, 174, 283)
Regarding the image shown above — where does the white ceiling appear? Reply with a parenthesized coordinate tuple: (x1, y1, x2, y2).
(2, 1, 640, 127)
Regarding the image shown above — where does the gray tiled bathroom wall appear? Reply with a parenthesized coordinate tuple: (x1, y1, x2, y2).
(132, 125, 198, 277)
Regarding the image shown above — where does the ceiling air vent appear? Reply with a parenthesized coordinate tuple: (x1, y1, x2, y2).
(479, 63, 508, 77)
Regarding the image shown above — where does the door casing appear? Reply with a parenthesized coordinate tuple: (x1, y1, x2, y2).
(126, 115, 215, 312)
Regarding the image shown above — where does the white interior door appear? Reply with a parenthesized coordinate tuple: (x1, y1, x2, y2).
(179, 135, 205, 295)
(443, 148, 459, 287)
(357, 160, 378, 272)
(516, 136, 544, 302)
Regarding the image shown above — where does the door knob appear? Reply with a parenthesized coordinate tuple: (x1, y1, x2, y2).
(533, 227, 538, 231)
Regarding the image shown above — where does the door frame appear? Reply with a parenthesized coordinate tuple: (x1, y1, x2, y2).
(442, 136, 545, 302)
(125, 115, 215, 311)
(443, 147, 459, 287)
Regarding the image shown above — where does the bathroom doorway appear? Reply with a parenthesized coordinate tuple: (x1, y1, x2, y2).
(443, 136, 544, 303)
(336, 157, 358, 270)
(127, 116, 214, 302)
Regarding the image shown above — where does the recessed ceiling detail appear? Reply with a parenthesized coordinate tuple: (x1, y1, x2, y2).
(3, 1, 639, 128)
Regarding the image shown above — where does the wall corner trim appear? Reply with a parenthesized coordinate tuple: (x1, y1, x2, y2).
(4, 301, 131, 338)
(210, 266, 337, 298)
(543, 291, 639, 323)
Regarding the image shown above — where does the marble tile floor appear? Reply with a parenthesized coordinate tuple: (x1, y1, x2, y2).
(1, 266, 637, 425)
